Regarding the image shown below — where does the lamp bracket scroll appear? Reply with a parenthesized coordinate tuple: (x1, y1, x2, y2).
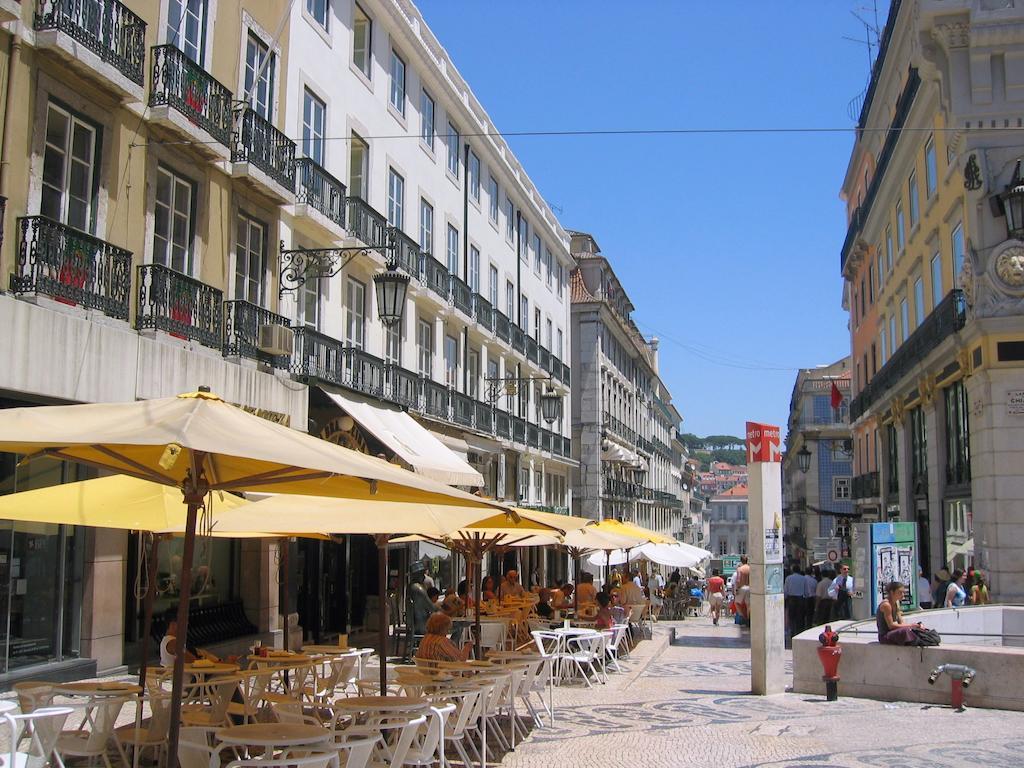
(279, 242, 374, 297)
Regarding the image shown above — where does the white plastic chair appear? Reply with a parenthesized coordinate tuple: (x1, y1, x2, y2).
(431, 687, 480, 768)
(2, 706, 73, 768)
(562, 632, 605, 687)
(181, 677, 238, 729)
(474, 621, 507, 655)
(402, 703, 454, 768)
(115, 690, 171, 767)
(225, 753, 338, 768)
(57, 697, 129, 768)
(177, 727, 219, 768)
(604, 624, 630, 672)
(335, 713, 426, 768)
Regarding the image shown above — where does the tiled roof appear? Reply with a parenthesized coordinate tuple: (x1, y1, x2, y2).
(570, 268, 596, 303)
(712, 483, 748, 500)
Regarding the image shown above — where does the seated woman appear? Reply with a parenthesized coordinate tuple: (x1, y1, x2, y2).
(481, 575, 497, 602)
(595, 592, 614, 630)
(535, 589, 555, 619)
(557, 583, 575, 609)
(416, 612, 472, 662)
(159, 620, 196, 667)
(876, 581, 925, 645)
(576, 572, 597, 604)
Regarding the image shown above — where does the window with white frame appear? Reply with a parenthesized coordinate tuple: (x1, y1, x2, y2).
(469, 151, 480, 201)
(234, 212, 266, 305)
(41, 102, 97, 232)
(533, 308, 540, 342)
(951, 222, 964, 283)
(532, 233, 541, 274)
(305, 0, 328, 30)
(520, 296, 529, 333)
(544, 247, 553, 287)
(556, 328, 563, 359)
(545, 318, 552, 350)
(389, 49, 405, 116)
(349, 132, 368, 198)
(302, 88, 325, 165)
(557, 263, 564, 298)
(889, 315, 897, 353)
(444, 334, 458, 386)
(876, 251, 884, 292)
(352, 3, 371, 78)
(506, 280, 515, 317)
(914, 277, 925, 326)
(384, 317, 402, 365)
(885, 226, 893, 272)
(167, 0, 206, 65)
(925, 136, 937, 198)
(505, 197, 514, 241)
(446, 122, 460, 177)
(298, 276, 320, 330)
(489, 264, 498, 306)
(879, 325, 887, 365)
(243, 31, 275, 120)
(908, 172, 919, 229)
(900, 297, 909, 341)
(414, 199, 433, 259)
(469, 245, 480, 293)
(153, 166, 195, 275)
(519, 218, 529, 262)
(345, 277, 365, 349)
(718, 539, 728, 556)
(417, 318, 432, 377)
(446, 224, 459, 276)
(488, 176, 498, 223)
(386, 167, 404, 229)
(896, 200, 905, 250)
(833, 477, 851, 500)
(467, 349, 479, 398)
(420, 89, 434, 150)
(931, 252, 942, 307)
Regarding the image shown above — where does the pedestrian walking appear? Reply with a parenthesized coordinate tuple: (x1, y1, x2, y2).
(707, 568, 726, 626)
(829, 564, 854, 620)
(803, 567, 819, 630)
(814, 568, 834, 625)
(784, 566, 806, 635)
(917, 568, 933, 609)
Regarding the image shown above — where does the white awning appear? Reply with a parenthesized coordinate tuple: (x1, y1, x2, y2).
(320, 389, 485, 487)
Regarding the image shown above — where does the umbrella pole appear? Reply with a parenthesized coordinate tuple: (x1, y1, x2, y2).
(574, 552, 579, 615)
(375, 535, 389, 696)
(606, 550, 611, 587)
(281, 538, 290, 652)
(165, 481, 203, 768)
(137, 533, 162, 689)
(474, 556, 482, 659)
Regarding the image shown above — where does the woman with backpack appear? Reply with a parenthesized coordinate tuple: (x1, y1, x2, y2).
(944, 569, 969, 607)
(876, 582, 926, 645)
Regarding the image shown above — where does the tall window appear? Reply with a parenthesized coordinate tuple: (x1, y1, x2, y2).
(349, 132, 368, 198)
(419, 199, 433, 256)
(420, 89, 434, 150)
(298, 278, 320, 329)
(900, 298, 909, 341)
(234, 213, 266, 305)
(533, 308, 540, 342)
(885, 226, 894, 272)
(244, 32, 274, 120)
(41, 103, 97, 232)
(469, 152, 480, 201)
(557, 263, 564, 298)
(914, 277, 925, 326)
(467, 350, 479, 398)
(519, 218, 529, 262)
(520, 296, 529, 333)
(488, 176, 498, 222)
(545, 318, 552, 349)
(446, 224, 459, 276)
(889, 315, 897, 353)
(879, 324, 887, 364)
(389, 49, 405, 116)
(944, 380, 971, 487)
(345, 277, 365, 349)
(306, 0, 328, 30)
(384, 318, 402, 365)
(167, 0, 206, 64)
(506, 280, 515, 317)
(302, 88, 325, 165)
(444, 335, 458, 386)
(352, 3, 371, 78)
(925, 136, 937, 198)
(386, 168, 404, 228)
(417, 319, 432, 377)
(931, 252, 942, 307)
(896, 201, 905, 250)
(876, 251, 885, 292)
(951, 222, 964, 282)
(886, 422, 899, 494)
(469, 245, 480, 293)
(532, 233, 541, 274)
(489, 265, 498, 306)
(505, 198, 514, 241)
(446, 122, 460, 177)
(556, 328, 563, 358)
(545, 247, 553, 287)
(908, 172, 919, 229)
(153, 166, 195, 275)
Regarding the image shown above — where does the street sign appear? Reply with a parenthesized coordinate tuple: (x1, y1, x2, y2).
(745, 421, 781, 463)
(720, 555, 741, 576)
(827, 549, 839, 563)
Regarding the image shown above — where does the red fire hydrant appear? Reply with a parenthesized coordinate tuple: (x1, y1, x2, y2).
(928, 664, 976, 712)
(817, 625, 842, 701)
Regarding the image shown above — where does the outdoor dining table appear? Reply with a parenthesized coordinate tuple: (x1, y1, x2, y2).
(55, 681, 142, 696)
(183, 661, 239, 677)
(333, 695, 429, 713)
(216, 723, 332, 750)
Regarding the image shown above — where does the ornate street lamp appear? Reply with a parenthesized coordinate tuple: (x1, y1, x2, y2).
(999, 159, 1024, 241)
(797, 444, 812, 474)
(540, 387, 562, 425)
(373, 268, 410, 325)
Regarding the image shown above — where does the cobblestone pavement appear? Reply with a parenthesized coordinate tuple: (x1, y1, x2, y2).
(501, 616, 1024, 768)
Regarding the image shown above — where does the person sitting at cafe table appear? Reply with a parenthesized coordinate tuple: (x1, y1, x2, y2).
(499, 569, 526, 600)
(481, 575, 497, 602)
(576, 572, 597, 604)
(416, 612, 473, 662)
(557, 582, 575, 609)
(160, 620, 196, 667)
(408, 571, 438, 635)
(535, 589, 555, 619)
(595, 592, 614, 630)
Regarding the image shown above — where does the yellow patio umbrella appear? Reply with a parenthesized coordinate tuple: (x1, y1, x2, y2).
(0, 389, 505, 765)
(591, 518, 676, 545)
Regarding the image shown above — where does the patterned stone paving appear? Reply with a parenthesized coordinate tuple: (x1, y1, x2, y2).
(500, 617, 1024, 768)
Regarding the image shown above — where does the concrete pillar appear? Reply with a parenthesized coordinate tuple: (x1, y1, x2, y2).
(924, 394, 947, 575)
(895, 419, 913, 523)
(80, 529, 127, 672)
(748, 460, 785, 695)
(239, 539, 282, 644)
(966, 368, 1024, 603)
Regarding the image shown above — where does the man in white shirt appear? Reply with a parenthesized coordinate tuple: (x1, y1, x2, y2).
(498, 569, 526, 600)
(632, 570, 644, 589)
(653, 571, 666, 591)
(803, 568, 820, 630)
(784, 566, 806, 636)
(829, 565, 855, 620)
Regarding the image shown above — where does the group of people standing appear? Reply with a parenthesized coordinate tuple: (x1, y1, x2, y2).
(784, 564, 855, 637)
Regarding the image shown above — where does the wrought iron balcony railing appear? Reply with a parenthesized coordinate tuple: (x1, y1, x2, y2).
(451, 276, 473, 316)
(511, 325, 525, 355)
(527, 422, 540, 448)
(149, 44, 233, 147)
(473, 294, 494, 332)
(295, 157, 345, 228)
(851, 472, 880, 500)
(525, 336, 538, 365)
(604, 412, 637, 445)
(495, 410, 511, 439)
(291, 326, 346, 386)
(421, 255, 450, 300)
(135, 263, 222, 348)
(422, 378, 449, 420)
(474, 402, 493, 434)
(35, 0, 146, 85)
(512, 416, 527, 445)
(539, 345, 551, 373)
(387, 227, 421, 278)
(494, 310, 511, 343)
(386, 364, 420, 410)
(452, 391, 474, 427)
(346, 197, 387, 251)
(345, 347, 386, 399)
(232, 106, 296, 192)
(849, 290, 967, 421)
(223, 300, 291, 368)
(11, 215, 131, 320)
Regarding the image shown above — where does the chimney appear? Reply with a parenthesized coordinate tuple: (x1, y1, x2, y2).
(649, 337, 659, 373)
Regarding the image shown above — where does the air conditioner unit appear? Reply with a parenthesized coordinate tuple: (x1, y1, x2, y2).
(258, 324, 294, 356)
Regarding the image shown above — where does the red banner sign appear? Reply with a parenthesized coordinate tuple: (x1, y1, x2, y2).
(746, 421, 781, 463)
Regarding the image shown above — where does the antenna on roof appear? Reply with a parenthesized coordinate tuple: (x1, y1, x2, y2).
(844, 1, 883, 122)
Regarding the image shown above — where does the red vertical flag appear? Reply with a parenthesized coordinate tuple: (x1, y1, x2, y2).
(831, 380, 843, 409)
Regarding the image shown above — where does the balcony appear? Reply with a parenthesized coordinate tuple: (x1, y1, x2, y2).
(474, 402, 493, 434)
(345, 347, 386, 399)
(849, 290, 966, 421)
(527, 423, 540, 449)
(495, 410, 511, 440)
(34, 0, 146, 100)
(550, 354, 562, 382)
(540, 428, 554, 453)
(421, 256, 450, 300)
(291, 326, 346, 386)
(473, 295, 494, 333)
(512, 416, 526, 444)
(149, 44, 232, 159)
(852, 472, 880, 500)
(525, 336, 539, 365)
(539, 345, 551, 373)
(422, 378, 449, 420)
(511, 325, 525, 355)
(386, 365, 420, 410)
(0, 0, 18, 23)
(451, 276, 473, 316)
(135, 263, 222, 348)
(452, 391, 474, 428)
(346, 197, 388, 255)
(562, 361, 571, 386)
(494, 310, 511, 343)
(10, 216, 131, 320)
(294, 158, 346, 238)
(387, 227, 421, 278)
(604, 412, 637, 445)
(223, 300, 291, 369)
(231, 106, 296, 203)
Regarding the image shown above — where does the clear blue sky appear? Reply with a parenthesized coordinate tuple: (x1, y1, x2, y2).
(417, 0, 880, 437)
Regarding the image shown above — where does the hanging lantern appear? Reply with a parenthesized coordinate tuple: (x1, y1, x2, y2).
(540, 387, 562, 424)
(1000, 160, 1024, 241)
(797, 444, 812, 474)
(373, 269, 409, 325)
